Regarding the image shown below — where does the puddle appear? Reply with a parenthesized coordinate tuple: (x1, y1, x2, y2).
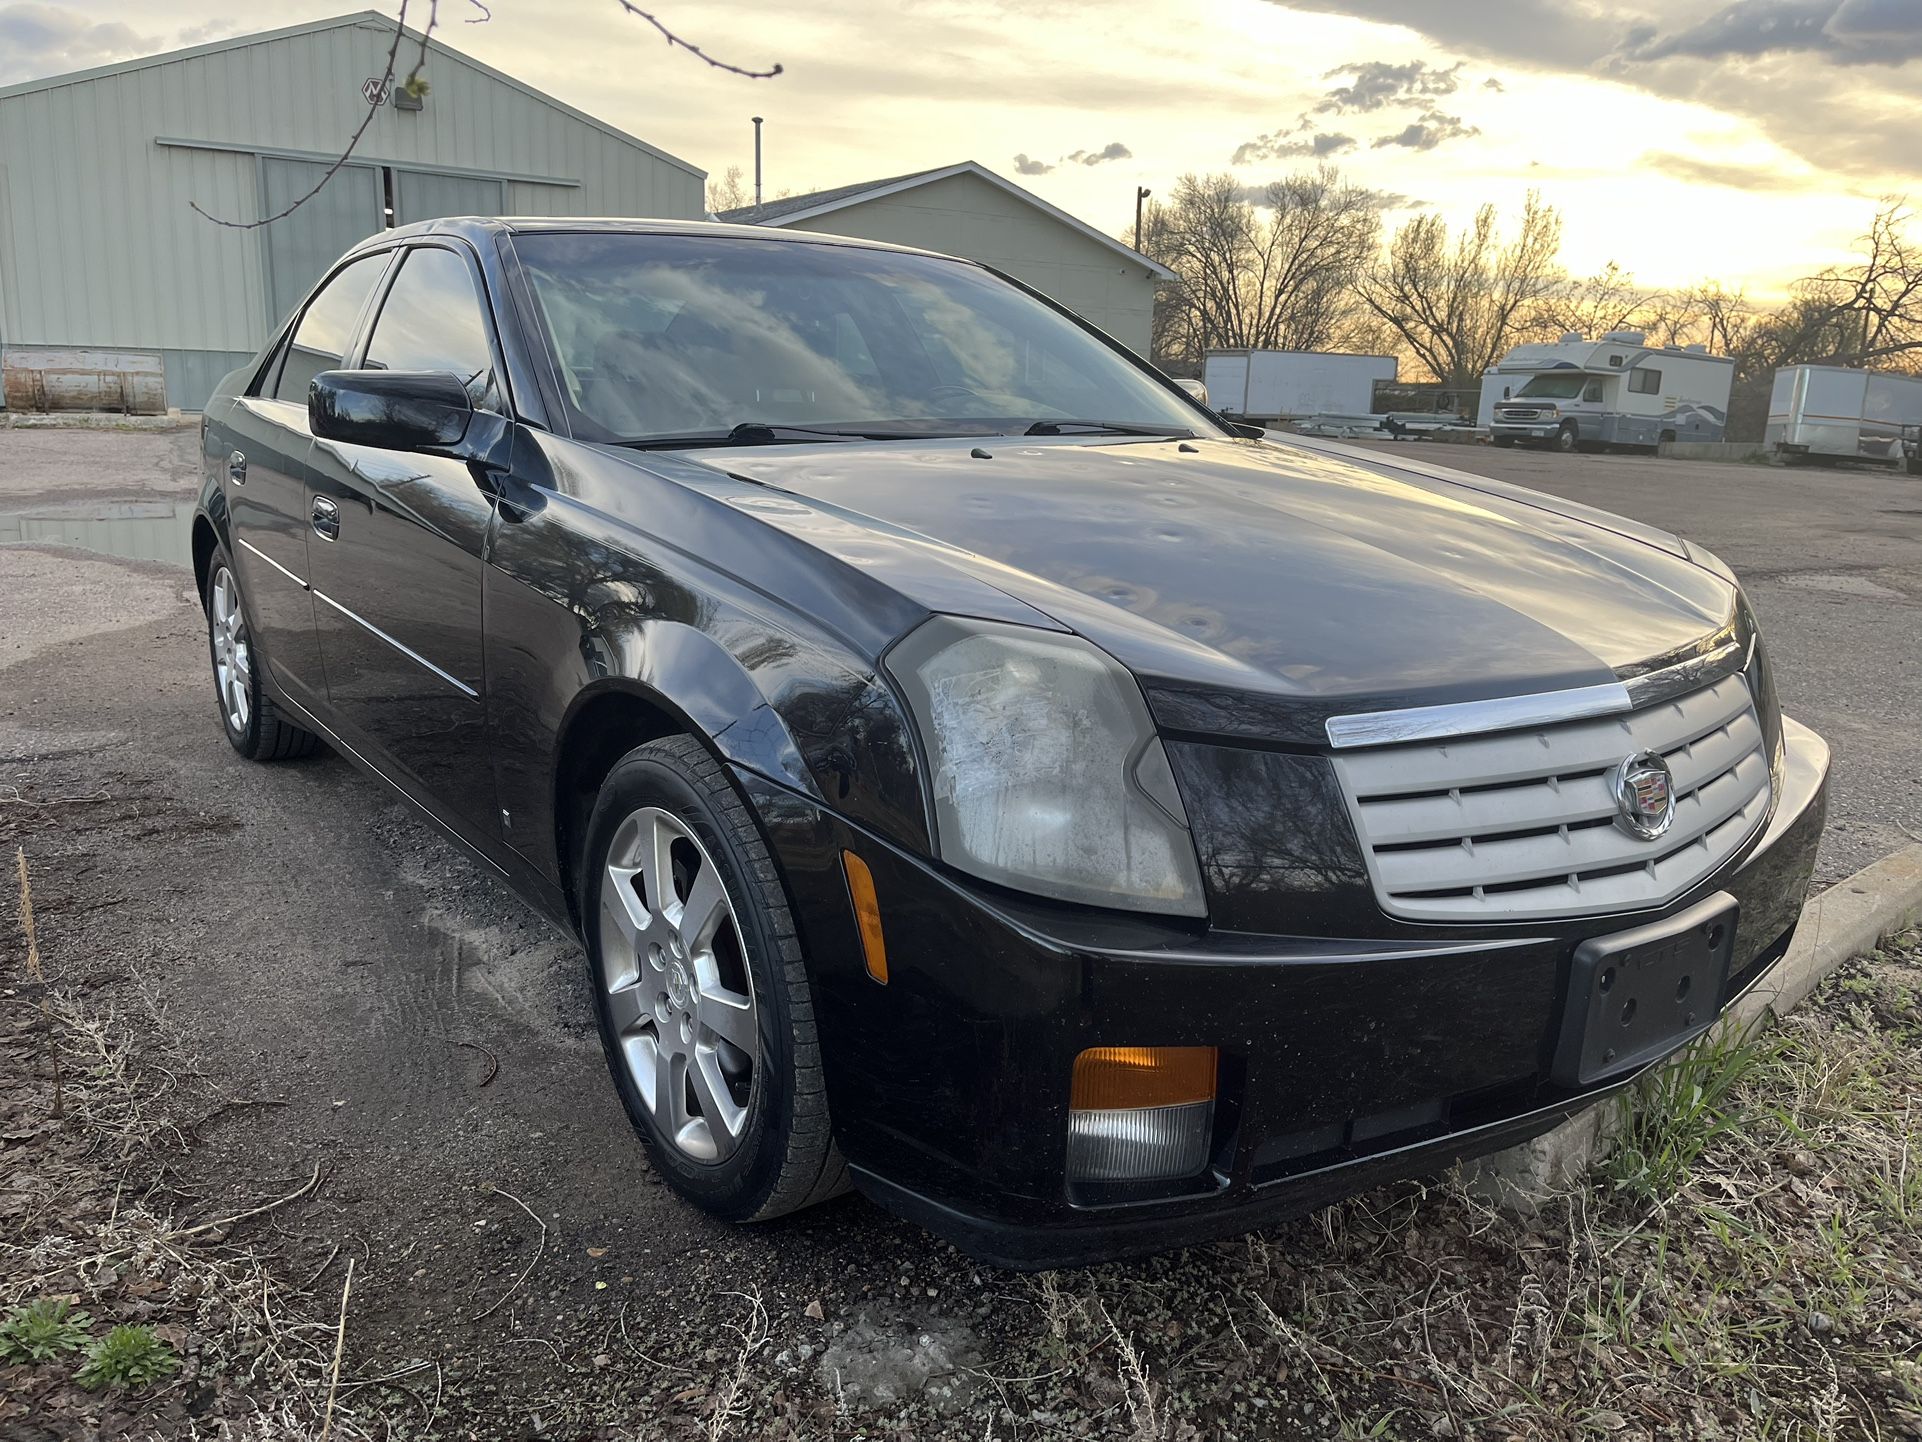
(0, 501, 194, 567)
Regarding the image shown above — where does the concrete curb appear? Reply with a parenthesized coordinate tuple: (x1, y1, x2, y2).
(1468, 844, 1922, 1208)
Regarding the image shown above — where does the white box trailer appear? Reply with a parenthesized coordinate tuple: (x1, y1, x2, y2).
(1203, 349, 1398, 422)
(1765, 364, 1922, 464)
(1482, 332, 1734, 452)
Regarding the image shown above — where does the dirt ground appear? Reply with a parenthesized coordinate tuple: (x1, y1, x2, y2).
(3, 427, 1920, 1440)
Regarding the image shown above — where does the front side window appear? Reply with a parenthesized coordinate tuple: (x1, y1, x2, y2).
(272, 253, 389, 404)
(1582, 381, 1603, 403)
(512, 232, 1209, 444)
(1515, 373, 1590, 400)
(1628, 368, 1662, 394)
(363, 246, 499, 408)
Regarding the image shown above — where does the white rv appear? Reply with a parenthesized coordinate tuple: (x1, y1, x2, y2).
(1765, 364, 1922, 465)
(1480, 332, 1735, 452)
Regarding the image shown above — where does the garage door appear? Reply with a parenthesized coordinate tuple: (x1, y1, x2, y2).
(262, 157, 383, 326)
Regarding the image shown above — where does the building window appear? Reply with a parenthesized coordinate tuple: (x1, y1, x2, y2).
(1628, 368, 1661, 394)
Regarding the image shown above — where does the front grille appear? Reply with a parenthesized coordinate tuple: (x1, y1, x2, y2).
(1495, 406, 1546, 421)
(1332, 673, 1771, 921)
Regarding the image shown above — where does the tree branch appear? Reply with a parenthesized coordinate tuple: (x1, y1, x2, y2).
(613, 2, 782, 78)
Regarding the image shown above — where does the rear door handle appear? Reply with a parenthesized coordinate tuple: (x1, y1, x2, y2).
(311, 495, 341, 542)
(228, 450, 247, 484)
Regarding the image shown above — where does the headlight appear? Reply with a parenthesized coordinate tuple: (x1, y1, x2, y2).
(885, 616, 1207, 916)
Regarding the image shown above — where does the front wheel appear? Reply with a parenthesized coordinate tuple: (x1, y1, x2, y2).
(582, 735, 846, 1222)
(1554, 422, 1580, 454)
(204, 548, 319, 762)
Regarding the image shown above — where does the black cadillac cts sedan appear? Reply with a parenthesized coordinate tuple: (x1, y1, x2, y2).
(193, 218, 1828, 1267)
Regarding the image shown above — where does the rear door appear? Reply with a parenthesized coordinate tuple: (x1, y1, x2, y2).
(304, 243, 503, 834)
(222, 250, 392, 709)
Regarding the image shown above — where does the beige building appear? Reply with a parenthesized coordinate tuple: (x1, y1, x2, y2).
(721, 162, 1171, 357)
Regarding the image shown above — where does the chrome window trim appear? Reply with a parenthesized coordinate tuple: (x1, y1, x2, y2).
(311, 588, 479, 699)
(237, 537, 307, 589)
(1325, 634, 1750, 750)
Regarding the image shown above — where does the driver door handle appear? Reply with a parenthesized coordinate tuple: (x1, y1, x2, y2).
(311, 495, 341, 543)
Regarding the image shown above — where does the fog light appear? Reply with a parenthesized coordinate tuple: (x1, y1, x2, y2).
(1067, 1046, 1216, 1182)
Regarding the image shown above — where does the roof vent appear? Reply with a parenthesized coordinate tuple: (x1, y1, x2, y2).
(1559, 331, 1583, 344)
(1684, 343, 1708, 353)
(1601, 330, 1645, 344)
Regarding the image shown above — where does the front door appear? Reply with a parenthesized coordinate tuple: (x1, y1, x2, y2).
(304, 243, 502, 836)
(220, 250, 392, 708)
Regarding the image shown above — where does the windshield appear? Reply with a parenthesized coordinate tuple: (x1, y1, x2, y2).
(1515, 373, 1594, 400)
(512, 232, 1210, 444)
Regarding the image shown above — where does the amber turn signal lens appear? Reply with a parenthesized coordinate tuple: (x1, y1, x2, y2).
(842, 850, 888, 985)
(1070, 1046, 1217, 1112)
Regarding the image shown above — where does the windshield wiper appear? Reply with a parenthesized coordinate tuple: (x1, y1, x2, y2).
(614, 421, 978, 451)
(1023, 419, 1196, 438)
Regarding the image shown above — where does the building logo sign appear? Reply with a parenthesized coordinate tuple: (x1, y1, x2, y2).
(361, 76, 390, 107)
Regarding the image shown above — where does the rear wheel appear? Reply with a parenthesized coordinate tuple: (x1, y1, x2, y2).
(204, 549, 319, 762)
(582, 735, 845, 1221)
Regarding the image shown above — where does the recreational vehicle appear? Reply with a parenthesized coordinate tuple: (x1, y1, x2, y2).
(1765, 364, 1922, 465)
(1481, 333, 1735, 452)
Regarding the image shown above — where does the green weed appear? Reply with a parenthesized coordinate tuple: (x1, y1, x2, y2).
(0, 1299, 93, 1363)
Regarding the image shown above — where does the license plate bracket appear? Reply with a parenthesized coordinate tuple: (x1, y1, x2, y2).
(1552, 893, 1738, 1088)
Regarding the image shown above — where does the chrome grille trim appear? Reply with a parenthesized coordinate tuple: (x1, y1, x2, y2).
(1325, 631, 1747, 749)
(1333, 673, 1771, 921)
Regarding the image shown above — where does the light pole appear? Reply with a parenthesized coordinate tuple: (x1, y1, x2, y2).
(1134, 185, 1151, 251)
(752, 116, 764, 210)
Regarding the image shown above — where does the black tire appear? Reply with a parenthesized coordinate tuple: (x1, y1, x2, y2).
(581, 734, 846, 1221)
(204, 546, 320, 762)
(1555, 422, 1580, 454)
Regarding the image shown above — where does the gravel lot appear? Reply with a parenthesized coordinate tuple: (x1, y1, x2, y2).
(3, 425, 1918, 1439)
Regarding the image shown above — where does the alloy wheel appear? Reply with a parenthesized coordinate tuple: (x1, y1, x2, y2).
(209, 566, 252, 733)
(598, 806, 758, 1163)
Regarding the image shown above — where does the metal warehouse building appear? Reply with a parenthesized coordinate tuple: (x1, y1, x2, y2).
(0, 11, 704, 411)
(722, 162, 1173, 357)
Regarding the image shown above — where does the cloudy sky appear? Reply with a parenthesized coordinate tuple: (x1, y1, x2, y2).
(4, 0, 1918, 295)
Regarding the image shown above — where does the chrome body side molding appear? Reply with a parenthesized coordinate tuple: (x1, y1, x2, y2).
(311, 589, 480, 699)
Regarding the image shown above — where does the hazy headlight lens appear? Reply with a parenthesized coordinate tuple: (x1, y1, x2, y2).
(886, 617, 1206, 916)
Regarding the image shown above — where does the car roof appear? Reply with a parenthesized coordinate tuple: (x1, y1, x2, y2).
(355, 215, 964, 267)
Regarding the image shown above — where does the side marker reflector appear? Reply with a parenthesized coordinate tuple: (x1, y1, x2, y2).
(843, 849, 888, 984)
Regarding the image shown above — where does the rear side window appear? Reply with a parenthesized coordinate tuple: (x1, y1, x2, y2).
(273, 253, 389, 404)
(363, 246, 499, 408)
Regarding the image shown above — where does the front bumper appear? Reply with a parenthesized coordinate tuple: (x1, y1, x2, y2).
(740, 716, 1829, 1268)
(1491, 421, 1564, 441)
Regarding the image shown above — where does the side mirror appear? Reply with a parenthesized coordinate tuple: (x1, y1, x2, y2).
(310, 370, 473, 452)
(1174, 377, 1209, 406)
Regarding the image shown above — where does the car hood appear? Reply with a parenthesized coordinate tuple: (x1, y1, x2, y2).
(671, 435, 1734, 740)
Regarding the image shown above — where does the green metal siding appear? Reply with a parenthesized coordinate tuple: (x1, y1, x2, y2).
(0, 13, 703, 407)
(780, 172, 1160, 356)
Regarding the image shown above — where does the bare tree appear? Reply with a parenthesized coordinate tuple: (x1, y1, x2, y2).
(1357, 193, 1564, 388)
(1534, 261, 1667, 342)
(706, 165, 750, 214)
(1138, 167, 1381, 367)
(1775, 200, 1922, 370)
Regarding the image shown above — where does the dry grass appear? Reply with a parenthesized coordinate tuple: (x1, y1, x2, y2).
(2, 854, 348, 1440)
(898, 929, 1922, 1441)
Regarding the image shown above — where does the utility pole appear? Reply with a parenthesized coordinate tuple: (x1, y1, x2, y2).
(752, 117, 764, 210)
(1134, 186, 1151, 251)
